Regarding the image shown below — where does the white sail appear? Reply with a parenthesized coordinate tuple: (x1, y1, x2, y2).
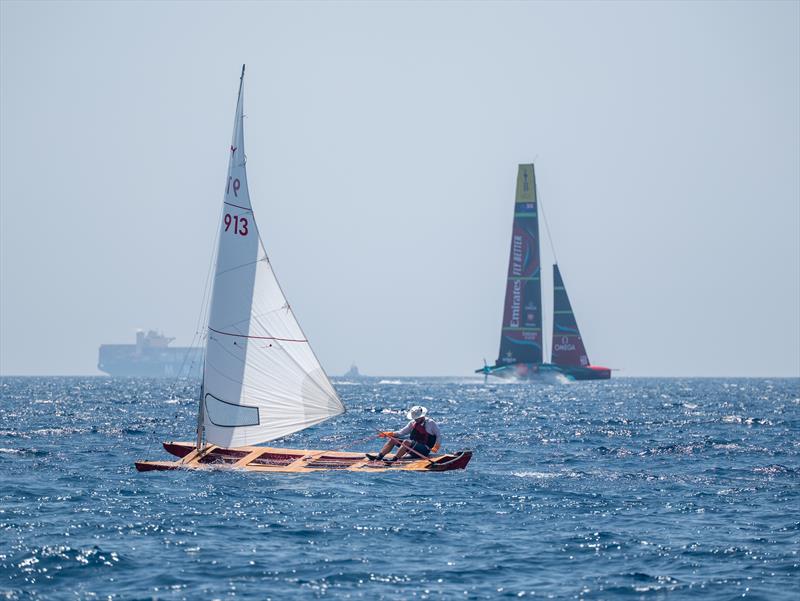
(202, 66, 345, 448)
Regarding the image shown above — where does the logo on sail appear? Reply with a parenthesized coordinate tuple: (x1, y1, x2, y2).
(509, 279, 522, 327)
(511, 235, 523, 276)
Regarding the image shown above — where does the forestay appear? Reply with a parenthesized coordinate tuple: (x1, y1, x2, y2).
(202, 66, 344, 448)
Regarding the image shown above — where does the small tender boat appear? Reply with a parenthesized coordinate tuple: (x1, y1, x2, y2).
(135, 66, 471, 474)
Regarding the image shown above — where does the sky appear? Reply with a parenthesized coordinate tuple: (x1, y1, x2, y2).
(1, 1, 798, 377)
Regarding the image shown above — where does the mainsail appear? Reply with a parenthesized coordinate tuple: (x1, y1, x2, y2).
(551, 264, 590, 368)
(201, 66, 344, 448)
(496, 164, 543, 366)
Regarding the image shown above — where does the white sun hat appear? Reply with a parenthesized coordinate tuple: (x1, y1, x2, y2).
(406, 405, 428, 420)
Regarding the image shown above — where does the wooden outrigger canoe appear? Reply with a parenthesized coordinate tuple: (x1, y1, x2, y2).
(135, 441, 473, 473)
(135, 69, 473, 477)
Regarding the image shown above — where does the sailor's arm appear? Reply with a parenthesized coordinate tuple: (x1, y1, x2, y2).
(394, 421, 414, 437)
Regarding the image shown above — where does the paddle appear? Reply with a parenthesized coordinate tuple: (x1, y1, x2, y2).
(375, 430, 436, 465)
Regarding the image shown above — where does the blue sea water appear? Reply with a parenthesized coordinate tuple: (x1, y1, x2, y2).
(1, 376, 798, 600)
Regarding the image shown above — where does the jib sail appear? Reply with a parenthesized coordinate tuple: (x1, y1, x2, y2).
(551, 264, 590, 368)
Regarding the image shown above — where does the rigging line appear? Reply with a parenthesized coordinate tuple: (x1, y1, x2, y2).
(209, 333, 324, 397)
(214, 256, 266, 278)
(206, 340, 320, 404)
(535, 177, 559, 364)
(250, 311, 341, 405)
(219, 191, 343, 407)
(205, 342, 337, 420)
(224, 201, 252, 212)
(183, 205, 224, 384)
(195, 202, 225, 341)
(220, 108, 341, 409)
(326, 433, 380, 453)
(204, 357, 247, 389)
(212, 310, 259, 334)
(216, 335, 322, 397)
(537, 181, 559, 266)
(255, 231, 344, 408)
(208, 326, 307, 343)
(166, 202, 224, 394)
(207, 335, 247, 365)
(247, 304, 299, 321)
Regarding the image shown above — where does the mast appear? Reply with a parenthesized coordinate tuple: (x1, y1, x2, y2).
(496, 164, 544, 366)
(195, 359, 206, 450)
(194, 65, 245, 452)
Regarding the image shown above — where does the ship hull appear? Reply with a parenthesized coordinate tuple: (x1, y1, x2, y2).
(98, 346, 202, 377)
(135, 441, 472, 473)
(477, 362, 611, 381)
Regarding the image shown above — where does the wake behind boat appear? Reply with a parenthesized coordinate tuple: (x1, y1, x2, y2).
(476, 164, 611, 382)
(135, 66, 471, 474)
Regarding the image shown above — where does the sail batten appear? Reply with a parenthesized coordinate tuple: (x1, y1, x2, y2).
(496, 164, 544, 366)
(201, 67, 344, 448)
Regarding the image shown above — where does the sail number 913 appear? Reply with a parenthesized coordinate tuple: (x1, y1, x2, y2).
(224, 214, 248, 236)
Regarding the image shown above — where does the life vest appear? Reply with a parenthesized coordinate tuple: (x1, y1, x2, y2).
(410, 419, 436, 448)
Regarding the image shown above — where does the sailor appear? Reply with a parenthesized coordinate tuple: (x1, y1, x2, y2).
(366, 405, 441, 462)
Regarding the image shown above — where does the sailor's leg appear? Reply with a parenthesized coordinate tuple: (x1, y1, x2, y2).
(379, 439, 398, 456)
(366, 439, 398, 459)
(393, 440, 413, 460)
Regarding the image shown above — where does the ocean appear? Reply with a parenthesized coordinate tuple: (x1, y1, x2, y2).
(1, 376, 798, 600)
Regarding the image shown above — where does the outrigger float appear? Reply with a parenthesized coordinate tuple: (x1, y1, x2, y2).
(135, 66, 471, 475)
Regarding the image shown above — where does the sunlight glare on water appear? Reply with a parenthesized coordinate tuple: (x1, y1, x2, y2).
(1, 376, 798, 599)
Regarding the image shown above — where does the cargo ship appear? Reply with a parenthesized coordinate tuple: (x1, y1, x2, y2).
(98, 330, 203, 377)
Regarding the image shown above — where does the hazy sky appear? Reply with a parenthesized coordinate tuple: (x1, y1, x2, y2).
(1, 1, 798, 377)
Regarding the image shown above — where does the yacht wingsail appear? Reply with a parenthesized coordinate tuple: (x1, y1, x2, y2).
(497, 164, 543, 367)
(477, 163, 610, 382)
(135, 66, 472, 473)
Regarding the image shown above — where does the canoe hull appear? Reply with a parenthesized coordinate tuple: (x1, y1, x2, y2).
(135, 441, 472, 473)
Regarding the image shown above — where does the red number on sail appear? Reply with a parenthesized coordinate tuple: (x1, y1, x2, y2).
(223, 213, 248, 236)
(226, 177, 241, 197)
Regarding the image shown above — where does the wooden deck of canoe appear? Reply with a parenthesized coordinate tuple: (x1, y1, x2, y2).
(135, 441, 472, 473)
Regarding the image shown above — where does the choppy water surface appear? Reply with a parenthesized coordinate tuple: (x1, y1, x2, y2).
(1, 377, 798, 599)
